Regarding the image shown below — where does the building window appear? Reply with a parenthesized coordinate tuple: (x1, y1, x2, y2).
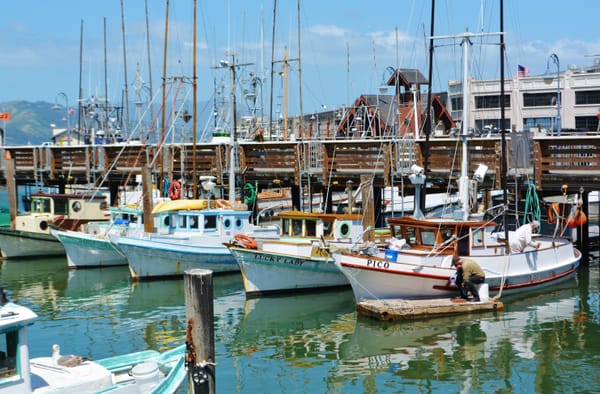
(475, 119, 511, 133)
(575, 90, 600, 105)
(523, 92, 559, 107)
(523, 117, 553, 131)
(451, 97, 463, 111)
(575, 116, 599, 131)
(474, 95, 511, 109)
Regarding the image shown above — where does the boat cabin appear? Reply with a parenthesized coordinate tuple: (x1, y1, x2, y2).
(386, 216, 500, 256)
(157, 209, 254, 236)
(276, 211, 364, 241)
(17, 192, 110, 233)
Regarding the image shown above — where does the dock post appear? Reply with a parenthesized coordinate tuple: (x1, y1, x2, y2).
(577, 188, 589, 261)
(184, 269, 215, 394)
(4, 151, 17, 229)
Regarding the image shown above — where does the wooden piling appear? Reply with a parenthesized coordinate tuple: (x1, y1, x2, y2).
(184, 269, 215, 394)
(5, 152, 17, 230)
(141, 165, 154, 233)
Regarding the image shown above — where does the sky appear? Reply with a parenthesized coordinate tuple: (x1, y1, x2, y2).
(1, 0, 599, 125)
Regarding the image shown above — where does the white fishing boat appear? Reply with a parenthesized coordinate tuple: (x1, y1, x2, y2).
(0, 290, 186, 394)
(112, 202, 279, 280)
(333, 27, 582, 302)
(50, 205, 168, 269)
(226, 210, 386, 296)
(0, 191, 111, 259)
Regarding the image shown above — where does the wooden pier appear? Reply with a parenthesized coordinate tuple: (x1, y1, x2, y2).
(357, 297, 505, 321)
(0, 135, 597, 198)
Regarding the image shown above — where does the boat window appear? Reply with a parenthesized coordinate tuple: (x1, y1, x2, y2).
(0, 331, 18, 379)
(292, 219, 303, 236)
(223, 217, 231, 230)
(323, 222, 333, 237)
(421, 229, 436, 246)
(404, 227, 417, 245)
(205, 215, 217, 230)
(189, 216, 199, 229)
(305, 220, 317, 237)
(178, 216, 187, 229)
(235, 218, 244, 230)
(71, 201, 82, 212)
(281, 218, 290, 236)
(32, 198, 52, 214)
(472, 228, 484, 246)
(54, 198, 68, 215)
(440, 228, 453, 242)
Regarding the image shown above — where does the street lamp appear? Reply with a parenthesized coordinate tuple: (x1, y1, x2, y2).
(544, 53, 561, 136)
(52, 92, 70, 145)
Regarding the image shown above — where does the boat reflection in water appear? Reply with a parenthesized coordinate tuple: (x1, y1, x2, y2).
(1, 256, 598, 393)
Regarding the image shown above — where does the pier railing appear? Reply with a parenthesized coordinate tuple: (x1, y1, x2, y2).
(0, 135, 598, 195)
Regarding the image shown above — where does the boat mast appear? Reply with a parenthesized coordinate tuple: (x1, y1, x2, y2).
(159, 0, 170, 195)
(297, 0, 304, 137)
(120, 0, 130, 136)
(144, 0, 155, 144)
(458, 33, 473, 220)
(269, 0, 277, 139)
(500, 0, 509, 249)
(192, 0, 198, 198)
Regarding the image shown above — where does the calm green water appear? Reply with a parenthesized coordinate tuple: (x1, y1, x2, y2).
(1, 254, 599, 393)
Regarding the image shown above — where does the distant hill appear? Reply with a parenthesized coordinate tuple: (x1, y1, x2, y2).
(0, 99, 218, 146)
(0, 101, 59, 145)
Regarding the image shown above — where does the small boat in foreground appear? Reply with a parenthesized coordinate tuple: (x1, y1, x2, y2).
(0, 289, 186, 393)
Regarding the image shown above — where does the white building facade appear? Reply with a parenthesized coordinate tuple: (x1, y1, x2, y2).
(447, 61, 600, 134)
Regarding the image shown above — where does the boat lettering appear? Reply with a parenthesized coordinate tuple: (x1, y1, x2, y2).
(255, 254, 303, 266)
(366, 259, 389, 269)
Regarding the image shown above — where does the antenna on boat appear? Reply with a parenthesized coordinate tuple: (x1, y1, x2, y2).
(409, 165, 425, 219)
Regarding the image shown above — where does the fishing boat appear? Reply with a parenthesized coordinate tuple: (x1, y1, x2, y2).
(0, 191, 111, 259)
(225, 210, 386, 296)
(0, 289, 186, 393)
(50, 205, 171, 269)
(333, 22, 582, 302)
(111, 201, 279, 280)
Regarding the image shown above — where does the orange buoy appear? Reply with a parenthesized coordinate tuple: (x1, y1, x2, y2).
(566, 208, 587, 228)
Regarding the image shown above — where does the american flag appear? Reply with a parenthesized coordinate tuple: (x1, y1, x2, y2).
(518, 64, 529, 77)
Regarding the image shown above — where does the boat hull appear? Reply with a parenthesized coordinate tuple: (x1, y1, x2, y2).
(0, 227, 65, 258)
(51, 229, 127, 268)
(335, 237, 581, 301)
(230, 245, 348, 295)
(115, 235, 238, 280)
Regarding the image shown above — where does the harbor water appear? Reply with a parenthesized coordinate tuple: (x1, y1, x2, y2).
(1, 254, 599, 393)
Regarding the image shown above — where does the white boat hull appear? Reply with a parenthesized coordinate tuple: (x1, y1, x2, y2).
(230, 245, 348, 295)
(115, 235, 238, 280)
(0, 228, 65, 258)
(51, 229, 127, 268)
(335, 236, 581, 301)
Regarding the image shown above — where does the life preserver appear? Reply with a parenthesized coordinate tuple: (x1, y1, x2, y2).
(547, 202, 560, 224)
(169, 181, 181, 200)
(216, 199, 232, 209)
(235, 234, 258, 249)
